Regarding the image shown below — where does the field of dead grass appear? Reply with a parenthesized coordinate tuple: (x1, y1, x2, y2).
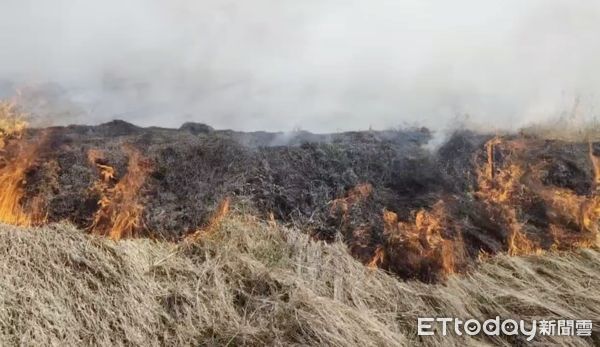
(0, 216, 597, 346)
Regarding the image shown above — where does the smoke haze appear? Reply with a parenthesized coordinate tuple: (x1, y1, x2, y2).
(1, 0, 599, 132)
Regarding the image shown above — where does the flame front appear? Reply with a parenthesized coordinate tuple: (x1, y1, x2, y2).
(476, 137, 599, 254)
(88, 146, 151, 240)
(0, 96, 598, 283)
(337, 136, 600, 281)
(475, 139, 538, 256)
(381, 202, 464, 280)
(0, 101, 44, 226)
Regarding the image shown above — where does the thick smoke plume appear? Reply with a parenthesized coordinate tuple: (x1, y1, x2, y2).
(1, 0, 599, 131)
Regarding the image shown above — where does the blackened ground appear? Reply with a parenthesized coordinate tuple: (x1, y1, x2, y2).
(17, 121, 600, 281)
(25, 122, 439, 237)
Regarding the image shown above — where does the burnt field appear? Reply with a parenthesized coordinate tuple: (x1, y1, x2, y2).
(2, 105, 600, 281)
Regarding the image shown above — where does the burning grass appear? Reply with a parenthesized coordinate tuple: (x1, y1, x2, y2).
(0, 102, 46, 226)
(0, 217, 597, 346)
(88, 146, 152, 240)
(381, 201, 466, 280)
(1, 97, 600, 283)
(331, 135, 600, 281)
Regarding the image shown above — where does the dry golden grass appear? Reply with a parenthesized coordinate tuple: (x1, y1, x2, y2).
(0, 216, 597, 346)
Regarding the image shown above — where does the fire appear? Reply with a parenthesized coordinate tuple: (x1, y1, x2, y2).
(330, 183, 377, 263)
(367, 245, 385, 269)
(0, 101, 28, 150)
(476, 138, 525, 205)
(476, 139, 543, 255)
(529, 143, 600, 246)
(325, 137, 600, 280)
(88, 146, 151, 240)
(0, 101, 45, 226)
(87, 149, 116, 182)
(330, 183, 373, 218)
(484, 137, 502, 181)
(0, 97, 597, 282)
(0, 144, 37, 226)
(381, 202, 464, 280)
(504, 208, 537, 256)
(332, 183, 465, 280)
(185, 197, 231, 243)
(582, 141, 600, 236)
(476, 137, 599, 255)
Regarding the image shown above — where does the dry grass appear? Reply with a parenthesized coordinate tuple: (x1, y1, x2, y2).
(0, 217, 597, 346)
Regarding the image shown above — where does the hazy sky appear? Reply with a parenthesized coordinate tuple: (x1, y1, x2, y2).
(0, 0, 599, 131)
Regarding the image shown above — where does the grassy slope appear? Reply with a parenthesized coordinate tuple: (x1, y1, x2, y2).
(0, 218, 597, 346)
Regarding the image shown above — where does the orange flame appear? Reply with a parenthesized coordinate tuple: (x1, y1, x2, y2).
(367, 246, 385, 269)
(581, 142, 600, 238)
(185, 197, 231, 243)
(87, 149, 116, 182)
(534, 147, 600, 245)
(382, 202, 463, 280)
(476, 139, 540, 255)
(88, 146, 151, 240)
(476, 138, 600, 255)
(0, 101, 28, 150)
(0, 101, 46, 226)
(329, 183, 376, 263)
(0, 144, 37, 226)
(330, 183, 373, 219)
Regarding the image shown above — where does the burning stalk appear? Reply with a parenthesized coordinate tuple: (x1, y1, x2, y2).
(0, 101, 46, 227)
(88, 146, 152, 240)
(381, 202, 465, 280)
(475, 138, 538, 255)
(184, 197, 231, 243)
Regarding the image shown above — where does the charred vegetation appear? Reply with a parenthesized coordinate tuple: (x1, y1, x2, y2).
(1, 104, 599, 282)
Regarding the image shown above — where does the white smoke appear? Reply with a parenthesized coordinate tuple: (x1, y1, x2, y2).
(0, 0, 599, 132)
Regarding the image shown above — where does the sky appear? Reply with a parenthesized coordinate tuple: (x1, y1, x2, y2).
(0, 0, 599, 132)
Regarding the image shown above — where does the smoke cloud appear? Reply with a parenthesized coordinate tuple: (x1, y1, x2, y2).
(1, 0, 599, 132)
